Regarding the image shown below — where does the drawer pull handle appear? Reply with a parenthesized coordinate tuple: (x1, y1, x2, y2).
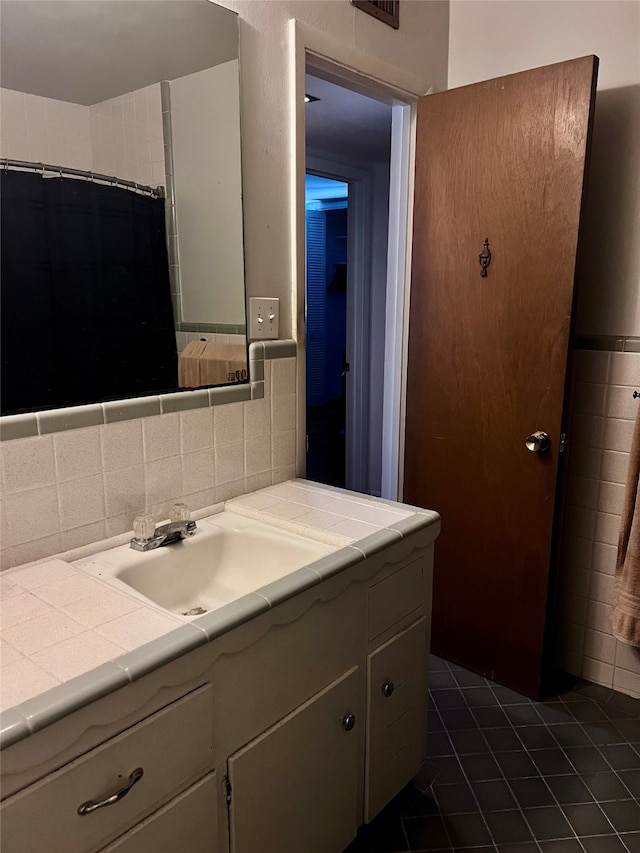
(341, 713, 356, 731)
(78, 767, 144, 815)
(382, 681, 395, 698)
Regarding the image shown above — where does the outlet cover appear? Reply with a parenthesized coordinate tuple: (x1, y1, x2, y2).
(249, 297, 280, 340)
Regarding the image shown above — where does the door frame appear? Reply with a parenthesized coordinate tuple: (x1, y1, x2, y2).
(288, 18, 423, 492)
(381, 101, 418, 500)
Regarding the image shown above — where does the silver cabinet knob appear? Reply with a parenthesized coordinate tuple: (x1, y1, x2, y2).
(341, 713, 356, 731)
(525, 431, 551, 452)
(382, 681, 395, 698)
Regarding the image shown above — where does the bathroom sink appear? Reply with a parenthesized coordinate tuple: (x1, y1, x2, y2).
(74, 511, 336, 617)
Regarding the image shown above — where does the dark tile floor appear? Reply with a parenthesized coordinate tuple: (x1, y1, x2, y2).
(345, 655, 640, 853)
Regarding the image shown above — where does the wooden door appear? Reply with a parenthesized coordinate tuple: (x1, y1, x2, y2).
(404, 56, 598, 697)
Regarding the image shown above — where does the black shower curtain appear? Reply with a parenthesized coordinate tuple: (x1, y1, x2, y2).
(1, 170, 178, 414)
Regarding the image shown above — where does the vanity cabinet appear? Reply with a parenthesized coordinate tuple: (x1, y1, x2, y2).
(101, 774, 218, 853)
(1, 525, 436, 853)
(0, 686, 215, 853)
(366, 617, 428, 821)
(227, 667, 360, 853)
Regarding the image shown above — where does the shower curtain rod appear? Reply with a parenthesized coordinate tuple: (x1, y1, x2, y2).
(1, 158, 165, 198)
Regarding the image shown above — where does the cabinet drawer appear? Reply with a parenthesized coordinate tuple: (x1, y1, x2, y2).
(366, 618, 428, 821)
(1, 685, 214, 853)
(368, 557, 423, 641)
(100, 773, 217, 853)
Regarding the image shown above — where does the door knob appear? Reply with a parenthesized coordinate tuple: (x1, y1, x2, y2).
(525, 431, 551, 452)
(382, 681, 395, 698)
(341, 713, 356, 731)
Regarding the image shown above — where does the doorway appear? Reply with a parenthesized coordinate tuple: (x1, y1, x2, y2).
(305, 175, 349, 487)
(304, 70, 395, 495)
(297, 47, 598, 697)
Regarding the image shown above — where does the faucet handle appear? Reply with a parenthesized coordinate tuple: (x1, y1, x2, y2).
(169, 502, 191, 523)
(133, 512, 156, 542)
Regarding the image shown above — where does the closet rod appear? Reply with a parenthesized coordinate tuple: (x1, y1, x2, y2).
(1, 158, 164, 198)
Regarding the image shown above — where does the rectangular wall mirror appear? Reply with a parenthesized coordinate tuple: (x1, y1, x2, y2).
(0, 0, 248, 417)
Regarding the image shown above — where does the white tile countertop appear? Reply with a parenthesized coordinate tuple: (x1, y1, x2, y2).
(0, 479, 440, 748)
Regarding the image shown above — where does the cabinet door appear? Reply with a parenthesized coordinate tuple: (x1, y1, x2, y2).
(366, 617, 428, 821)
(100, 774, 217, 853)
(228, 667, 360, 853)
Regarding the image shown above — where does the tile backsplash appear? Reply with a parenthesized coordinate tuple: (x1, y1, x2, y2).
(557, 347, 640, 698)
(0, 356, 296, 571)
(2, 332, 637, 700)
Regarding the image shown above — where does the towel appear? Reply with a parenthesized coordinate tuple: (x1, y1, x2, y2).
(611, 403, 640, 647)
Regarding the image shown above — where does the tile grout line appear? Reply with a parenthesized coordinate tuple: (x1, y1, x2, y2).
(486, 673, 638, 850)
(433, 660, 632, 852)
(492, 683, 636, 849)
(425, 696, 501, 852)
(397, 655, 638, 853)
(548, 694, 639, 849)
(453, 670, 560, 853)
(429, 663, 549, 852)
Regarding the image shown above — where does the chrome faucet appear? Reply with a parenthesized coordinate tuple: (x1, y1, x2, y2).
(130, 505, 197, 551)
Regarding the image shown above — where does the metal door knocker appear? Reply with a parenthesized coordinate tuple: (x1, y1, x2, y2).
(479, 238, 491, 277)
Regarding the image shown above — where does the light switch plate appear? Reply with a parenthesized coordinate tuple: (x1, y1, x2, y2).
(249, 297, 280, 340)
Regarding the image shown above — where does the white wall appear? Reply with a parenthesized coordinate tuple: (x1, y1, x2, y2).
(171, 62, 246, 326)
(215, 0, 450, 338)
(449, 0, 639, 91)
(448, 0, 640, 338)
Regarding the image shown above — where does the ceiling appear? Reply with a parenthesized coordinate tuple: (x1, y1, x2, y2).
(305, 74, 392, 165)
(306, 175, 349, 203)
(0, 0, 238, 105)
(0, 2, 394, 165)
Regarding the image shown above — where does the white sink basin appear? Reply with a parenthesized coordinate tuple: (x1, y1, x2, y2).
(75, 511, 336, 617)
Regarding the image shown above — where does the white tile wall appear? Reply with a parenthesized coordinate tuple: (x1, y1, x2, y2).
(0, 88, 93, 170)
(89, 84, 165, 187)
(1, 84, 164, 189)
(0, 358, 297, 571)
(558, 349, 640, 698)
